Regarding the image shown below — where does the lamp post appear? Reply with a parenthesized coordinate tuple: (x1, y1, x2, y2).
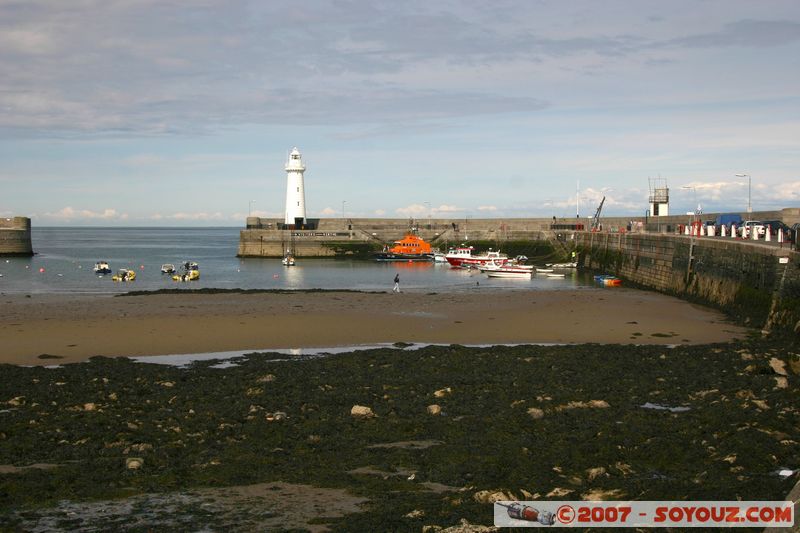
(424, 201, 430, 230)
(341, 200, 346, 220)
(248, 200, 256, 217)
(681, 186, 697, 278)
(735, 174, 751, 213)
(682, 185, 698, 217)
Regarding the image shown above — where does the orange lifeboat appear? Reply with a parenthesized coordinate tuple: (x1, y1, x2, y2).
(374, 234, 434, 261)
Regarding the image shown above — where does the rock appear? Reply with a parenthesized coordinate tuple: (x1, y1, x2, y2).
(546, 487, 574, 497)
(527, 407, 545, 419)
(158, 381, 175, 388)
(723, 454, 737, 464)
(130, 443, 153, 453)
(555, 400, 609, 411)
(107, 392, 118, 401)
(405, 509, 425, 519)
(752, 399, 769, 410)
(6, 396, 24, 406)
(83, 402, 96, 411)
(257, 373, 276, 383)
(126, 422, 139, 430)
(125, 457, 144, 470)
(422, 526, 443, 533)
(434, 387, 452, 398)
(769, 358, 788, 376)
(582, 488, 625, 500)
(350, 405, 375, 418)
(246, 387, 263, 397)
(775, 377, 788, 389)
(439, 519, 498, 532)
(427, 404, 442, 415)
(586, 466, 607, 481)
(473, 490, 514, 504)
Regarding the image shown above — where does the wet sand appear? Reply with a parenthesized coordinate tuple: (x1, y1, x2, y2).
(0, 288, 747, 365)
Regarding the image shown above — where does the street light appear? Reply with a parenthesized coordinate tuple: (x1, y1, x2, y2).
(341, 200, 346, 220)
(735, 174, 752, 213)
(248, 200, 256, 217)
(681, 185, 698, 216)
(681, 186, 697, 278)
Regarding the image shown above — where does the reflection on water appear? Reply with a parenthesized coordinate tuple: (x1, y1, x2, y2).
(0, 227, 592, 294)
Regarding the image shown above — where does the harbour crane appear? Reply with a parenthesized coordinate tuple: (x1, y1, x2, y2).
(591, 196, 606, 231)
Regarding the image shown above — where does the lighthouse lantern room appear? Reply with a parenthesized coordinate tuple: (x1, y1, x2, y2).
(284, 147, 307, 227)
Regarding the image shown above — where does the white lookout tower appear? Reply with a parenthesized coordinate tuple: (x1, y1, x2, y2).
(284, 147, 307, 227)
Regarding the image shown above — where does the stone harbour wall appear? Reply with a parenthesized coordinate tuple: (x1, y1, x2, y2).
(0, 217, 33, 256)
(577, 231, 800, 335)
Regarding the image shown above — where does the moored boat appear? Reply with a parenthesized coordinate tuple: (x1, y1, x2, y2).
(161, 264, 176, 274)
(445, 246, 508, 268)
(282, 253, 295, 266)
(547, 262, 578, 269)
(111, 268, 136, 282)
(594, 274, 621, 286)
(486, 267, 533, 278)
(93, 261, 112, 274)
(374, 234, 434, 262)
(172, 261, 200, 282)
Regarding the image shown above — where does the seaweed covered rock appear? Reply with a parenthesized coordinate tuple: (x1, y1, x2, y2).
(350, 405, 375, 418)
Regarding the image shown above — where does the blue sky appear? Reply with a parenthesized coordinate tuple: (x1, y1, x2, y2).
(1, 0, 799, 225)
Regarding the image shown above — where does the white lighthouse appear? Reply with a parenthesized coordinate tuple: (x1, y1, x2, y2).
(284, 147, 307, 227)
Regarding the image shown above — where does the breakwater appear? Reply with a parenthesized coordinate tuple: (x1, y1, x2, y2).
(577, 231, 800, 335)
(0, 217, 33, 256)
(238, 208, 800, 258)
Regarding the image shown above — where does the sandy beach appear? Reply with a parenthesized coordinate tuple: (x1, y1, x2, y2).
(0, 288, 747, 365)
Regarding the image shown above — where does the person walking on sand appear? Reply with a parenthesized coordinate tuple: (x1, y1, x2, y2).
(393, 273, 400, 293)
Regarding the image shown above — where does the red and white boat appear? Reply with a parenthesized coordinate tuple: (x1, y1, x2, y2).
(445, 246, 509, 268)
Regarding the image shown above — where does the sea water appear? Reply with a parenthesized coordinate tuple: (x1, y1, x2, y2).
(0, 227, 591, 294)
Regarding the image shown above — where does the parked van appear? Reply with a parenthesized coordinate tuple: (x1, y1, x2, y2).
(715, 214, 742, 230)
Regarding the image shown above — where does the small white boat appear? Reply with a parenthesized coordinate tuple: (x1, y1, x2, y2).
(161, 264, 176, 274)
(535, 268, 554, 273)
(546, 273, 566, 278)
(93, 261, 112, 274)
(432, 251, 448, 263)
(282, 254, 295, 266)
(487, 269, 533, 279)
(547, 262, 578, 269)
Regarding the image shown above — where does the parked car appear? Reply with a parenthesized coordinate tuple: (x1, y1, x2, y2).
(761, 220, 791, 236)
(741, 220, 766, 237)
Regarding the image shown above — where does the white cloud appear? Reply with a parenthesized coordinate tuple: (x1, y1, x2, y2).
(477, 205, 497, 211)
(228, 210, 280, 220)
(150, 212, 226, 221)
(318, 207, 337, 216)
(433, 204, 465, 214)
(395, 204, 427, 216)
(42, 207, 126, 220)
(373, 209, 386, 216)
